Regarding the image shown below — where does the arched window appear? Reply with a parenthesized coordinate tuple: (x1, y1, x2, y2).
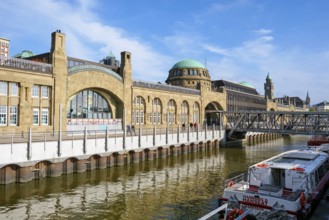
(166, 99, 176, 124)
(193, 102, 200, 123)
(132, 96, 145, 124)
(67, 90, 110, 119)
(150, 98, 162, 124)
(180, 101, 189, 124)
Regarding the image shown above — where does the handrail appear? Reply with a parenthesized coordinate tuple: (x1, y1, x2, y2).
(197, 203, 227, 220)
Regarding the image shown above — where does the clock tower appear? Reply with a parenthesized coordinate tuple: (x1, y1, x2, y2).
(264, 73, 274, 100)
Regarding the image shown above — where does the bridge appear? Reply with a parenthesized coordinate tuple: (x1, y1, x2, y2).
(220, 111, 329, 137)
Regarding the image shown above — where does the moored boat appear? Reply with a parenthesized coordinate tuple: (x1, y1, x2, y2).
(218, 148, 329, 219)
(307, 135, 329, 146)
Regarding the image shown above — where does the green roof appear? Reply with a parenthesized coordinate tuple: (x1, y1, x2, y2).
(266, 72, 272, 80)
(239, 81, 255, 89)
(171, 59, 206, 69)
(13, 50, 34, 58)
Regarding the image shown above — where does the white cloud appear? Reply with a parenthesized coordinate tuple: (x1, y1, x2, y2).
(202, 44, 230, 56)
(1, 0, 172, 82)
(254, 29, 272, 35)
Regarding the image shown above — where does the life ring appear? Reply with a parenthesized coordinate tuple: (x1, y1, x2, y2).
(228, 180, 234, 187)
(300, 191, 306, 208)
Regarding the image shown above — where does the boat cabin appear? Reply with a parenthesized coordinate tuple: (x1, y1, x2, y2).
(248, 150, 329, 197)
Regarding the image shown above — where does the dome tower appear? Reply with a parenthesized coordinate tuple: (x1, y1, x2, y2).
(165, 59, 211, 90)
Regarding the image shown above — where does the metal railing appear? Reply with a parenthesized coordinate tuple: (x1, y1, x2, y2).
(224, 172, 308, 202)
(0, 55, 52, 73)
(0, 124, 221, 145)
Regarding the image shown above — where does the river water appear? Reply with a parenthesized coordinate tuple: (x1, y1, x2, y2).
(0, 135, 310, 220)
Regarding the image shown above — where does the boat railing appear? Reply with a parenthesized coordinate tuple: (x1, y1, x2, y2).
(225, 173, 309, 202)
(224, 173, 246, 189)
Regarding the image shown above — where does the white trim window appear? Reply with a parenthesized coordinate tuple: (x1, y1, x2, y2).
(32, 85, 40, 98)
(0, 106, 7, 125)
(0, 81, 8, 95)
(9, 106, 18, 126)
(167, 99, 176, 124)
(9, 82, 19, 96)
(180, 101, 189, 124)
(133, 96, 145, 125)
(151, 98, 161, 124)
(41, 108, 48, 125)
(193, 102, 200, 123)
(41, 86, 49, 98)
(33, 108, 39, 125)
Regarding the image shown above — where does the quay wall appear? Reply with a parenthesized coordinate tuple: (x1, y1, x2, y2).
(0, 127, 225, 184)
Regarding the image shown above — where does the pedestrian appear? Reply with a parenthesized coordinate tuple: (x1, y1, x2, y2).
(182, 122, 186, 131)
(131, 124, 136, 135)
(127, 124, 132, 135)
(194, 122, 198, 130)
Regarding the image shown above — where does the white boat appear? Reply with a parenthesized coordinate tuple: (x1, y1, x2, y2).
(219, 148, 329, 219)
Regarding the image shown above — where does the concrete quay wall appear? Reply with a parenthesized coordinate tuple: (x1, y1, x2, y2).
(0, 128, 225, 184)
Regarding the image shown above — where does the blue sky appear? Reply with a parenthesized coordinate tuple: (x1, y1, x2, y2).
(1, 0, 329, 104)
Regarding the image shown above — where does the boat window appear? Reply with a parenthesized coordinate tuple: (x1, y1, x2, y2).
(314, 170, 319, 186)
(317, 165, 325, 182)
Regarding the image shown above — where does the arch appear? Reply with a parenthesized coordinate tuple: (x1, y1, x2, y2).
(68, 64, 123, 82)
(0, 164, 20, 184)
(132, 96, 145, 125)
(67, 89, 112, 120)
(150, 97, 162, 124)
(68, 70, 125, 121)
(205, 101, 223, 126)
(180, 101, 189, 125)
(167, 99, 177, 124)
(34, 160, 52, 178)
(193, 102, 200, 124)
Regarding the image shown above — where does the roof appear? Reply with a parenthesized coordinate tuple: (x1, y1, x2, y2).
(239, 81, 255, 89)
(13, 50, 34, 58)
(266, 72, 272, 80)
(257, 149, 328, 173)
(314, 101, 329, 106)
(171, 59, 206, 69)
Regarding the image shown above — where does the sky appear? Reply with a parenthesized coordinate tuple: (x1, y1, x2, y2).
(1, 0, 329, 104)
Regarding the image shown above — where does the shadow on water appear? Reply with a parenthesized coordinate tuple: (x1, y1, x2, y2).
(0, 135, 310, 220)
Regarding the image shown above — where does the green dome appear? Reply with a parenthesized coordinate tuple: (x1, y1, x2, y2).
(171, 59, 205, 69)
(239, 81, 255, 89)
(13, 50, 34, 58)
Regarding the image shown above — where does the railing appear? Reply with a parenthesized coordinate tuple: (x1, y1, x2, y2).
(0, 124, 221, 145)
(0, 124, 223, 165)
(133, 80, 201, 95)
(224, 172, 308, 202)
(0, 55, 52, 73)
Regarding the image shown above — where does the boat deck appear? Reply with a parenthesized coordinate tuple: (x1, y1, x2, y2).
(227, 181, 302, 201)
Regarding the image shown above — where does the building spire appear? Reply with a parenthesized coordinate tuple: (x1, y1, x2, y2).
(305, 90, 310, 105)
(266, 72, 271, 80)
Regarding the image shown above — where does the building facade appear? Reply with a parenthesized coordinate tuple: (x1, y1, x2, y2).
(313, 101, 329, 112)
(0, 37, 10, 58)
(0, 31, 228, 133)
(0, 31, 306, 133)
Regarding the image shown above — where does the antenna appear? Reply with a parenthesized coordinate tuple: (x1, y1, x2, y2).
(204, 58, 207, 68)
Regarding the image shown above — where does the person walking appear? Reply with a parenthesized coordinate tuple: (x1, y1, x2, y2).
(131, 124, 136, 135)
(127, 124, 132, 135)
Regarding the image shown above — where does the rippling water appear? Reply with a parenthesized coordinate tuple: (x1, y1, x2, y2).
(0, 135, 310, 220)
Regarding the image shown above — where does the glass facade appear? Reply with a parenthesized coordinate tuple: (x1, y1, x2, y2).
(67, 90, 111, 119)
